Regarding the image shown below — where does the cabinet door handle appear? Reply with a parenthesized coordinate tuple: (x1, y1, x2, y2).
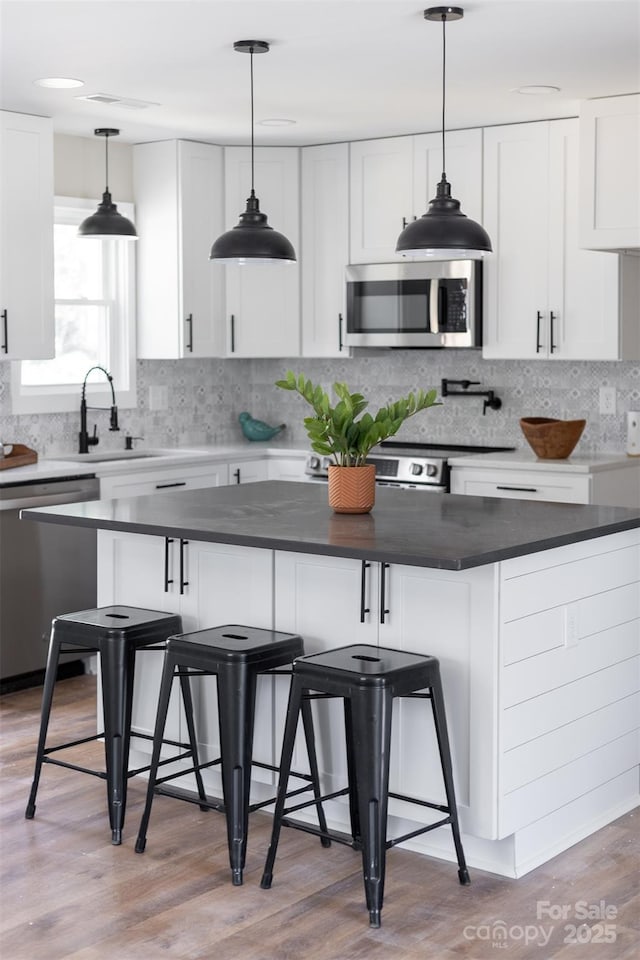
(164, 537, 174, 592)
(185, 313, 193, 353)
(230, 314, 235, 353)
(496, 485, 538, 493)
(379, 562, 390, 624)
(233, 468, 241, 484)
(179, 539, 189, 594)
(550, 311, 557, 354)
(360, 560, 370, 623)
(338, 312, 343, 352)
(1, 309, 7, 353)
(536, 311, 543, 353)
(155, 481, 187, 489)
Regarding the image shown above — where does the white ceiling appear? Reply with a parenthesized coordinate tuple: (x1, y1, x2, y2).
(1, 0, 639, 146)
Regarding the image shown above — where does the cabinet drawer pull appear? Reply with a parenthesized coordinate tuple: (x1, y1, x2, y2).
(496, 485, 538, 493)
(155, 481, 187, 489)
(164, 537, 174, 592)
(230, 314, 235, 353)
(536, 311, 543, 353)
(360, 560, 370, 623)
(179, 539, 189, 594)
(1, 309, 7, 353)
(380, 562, 390, 624)
(185, 313, 193, 353)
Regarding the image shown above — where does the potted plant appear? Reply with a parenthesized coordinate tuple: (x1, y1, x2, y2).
(276, 371, 440, 513)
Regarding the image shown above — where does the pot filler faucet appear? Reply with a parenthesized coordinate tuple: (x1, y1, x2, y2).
(79, 366, 120, 453)
(441, 379, 502, 415)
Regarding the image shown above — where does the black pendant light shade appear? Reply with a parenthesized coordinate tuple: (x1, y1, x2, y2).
(396, 7, 491, 259)
(78, 129, 137, 240)
(210, 41, 296, 263)
(209, 192, 296, 262)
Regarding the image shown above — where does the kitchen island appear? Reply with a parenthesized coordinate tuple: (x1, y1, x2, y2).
(23, 482, 640, 878)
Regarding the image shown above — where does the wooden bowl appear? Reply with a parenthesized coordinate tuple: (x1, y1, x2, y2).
(520, 417, 586, 459)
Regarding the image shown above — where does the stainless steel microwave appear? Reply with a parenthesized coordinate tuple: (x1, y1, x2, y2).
(344, 260, 482, 348)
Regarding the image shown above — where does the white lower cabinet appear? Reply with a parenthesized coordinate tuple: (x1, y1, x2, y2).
(267, 456, 307, 482)
(99, 462, 229, 499)
(273, 550, 497, 840)
(226, 459, 269, 485)
(97, 531, 274, 773)
(450, 460, 640, 507)
(451, 467, 591, 504)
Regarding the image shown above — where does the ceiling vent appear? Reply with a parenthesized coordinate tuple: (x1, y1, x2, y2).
(75, 93, 159, 110)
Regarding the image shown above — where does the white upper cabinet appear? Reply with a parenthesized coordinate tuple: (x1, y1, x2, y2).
(301, 142, 349, 357)
(349, 130, 483, 264)
(133, 140, 225, 358)
(483, 119, 639, 361)
(412, 128, 484, 229)
(349, 136, 414, 263)
(580, 94, 640, 251)
(223, 146, 300, 358)
(0, 111, 54, 360)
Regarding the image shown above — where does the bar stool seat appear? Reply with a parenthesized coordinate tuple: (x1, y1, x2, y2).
(261, 643, 470, 928)
(135, 624, 328, 886)
(25, 606, 185, 845)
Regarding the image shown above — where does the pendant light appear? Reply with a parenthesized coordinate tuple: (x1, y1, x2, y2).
(210, 41, 296, 263)
(396, 7, 491, 259)
(78, 129, 137, 239)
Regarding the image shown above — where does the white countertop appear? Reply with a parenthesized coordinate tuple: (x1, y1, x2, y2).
(0, 443, 309, 486)
(448, 450, 640, 473)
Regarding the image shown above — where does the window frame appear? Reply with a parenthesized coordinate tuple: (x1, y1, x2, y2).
(11, 196, 137, 415)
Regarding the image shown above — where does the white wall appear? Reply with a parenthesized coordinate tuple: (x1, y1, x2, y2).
(54, 133, 133, 200)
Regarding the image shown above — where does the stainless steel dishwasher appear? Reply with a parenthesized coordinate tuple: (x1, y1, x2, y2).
(0, 474, 100, 690)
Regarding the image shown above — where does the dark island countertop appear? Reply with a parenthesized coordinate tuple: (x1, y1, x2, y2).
(21, 480, 640, 571)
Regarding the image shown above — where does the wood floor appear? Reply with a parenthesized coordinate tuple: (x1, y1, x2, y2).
(1, 675, 638, 960)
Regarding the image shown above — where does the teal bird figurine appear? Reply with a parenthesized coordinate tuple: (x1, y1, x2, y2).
(239, 412, 286, 442)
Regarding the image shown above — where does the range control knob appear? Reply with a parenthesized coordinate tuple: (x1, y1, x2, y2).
(322, 457, 333, 470)
(410, 462, 423, 476)
(308, 456, 320, 470)
(425, 463, 439, 477)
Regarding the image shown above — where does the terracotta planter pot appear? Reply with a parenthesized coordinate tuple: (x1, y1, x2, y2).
(327, 464, 376, 514)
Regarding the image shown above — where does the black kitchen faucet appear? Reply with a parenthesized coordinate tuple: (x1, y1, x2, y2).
(78, 366, 120, 453)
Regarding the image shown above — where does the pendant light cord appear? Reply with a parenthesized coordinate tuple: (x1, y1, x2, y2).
(104, 131, 110, 193)
(249, 46, 255, 197)
(441, 12, 447, 181)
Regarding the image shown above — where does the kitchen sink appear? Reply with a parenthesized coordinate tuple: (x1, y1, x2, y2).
(59, 450, 175, 463)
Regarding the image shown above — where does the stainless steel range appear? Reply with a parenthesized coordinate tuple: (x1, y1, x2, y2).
(305, 441, 515, 492)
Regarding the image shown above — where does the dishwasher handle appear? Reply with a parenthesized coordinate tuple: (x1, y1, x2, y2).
(15, 490, 98, 511)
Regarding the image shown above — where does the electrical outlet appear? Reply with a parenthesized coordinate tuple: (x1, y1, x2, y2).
(564, 604, 580, 647)
(599, 386, 617, 415)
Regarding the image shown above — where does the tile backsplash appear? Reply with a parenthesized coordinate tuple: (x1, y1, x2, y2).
(1, 354, 638, 457)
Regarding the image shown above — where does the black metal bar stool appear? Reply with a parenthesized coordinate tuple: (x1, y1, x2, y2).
(261, 643, 470, 928)
(135, 624, 329, 886)
(25, 606, 188, 845)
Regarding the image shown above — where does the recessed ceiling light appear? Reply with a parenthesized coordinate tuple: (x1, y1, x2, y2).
(513, 85, 561, 96)
(34, 77, 84, 89)
(259, 118, 297, 127)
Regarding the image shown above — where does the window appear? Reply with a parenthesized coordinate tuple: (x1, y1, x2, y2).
(11, 197, 136, 414)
